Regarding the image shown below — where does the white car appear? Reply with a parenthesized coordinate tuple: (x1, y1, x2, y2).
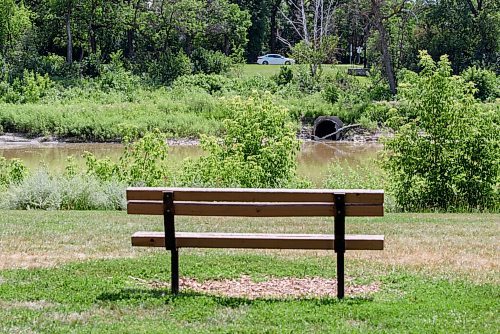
(257, 54, 295, 65)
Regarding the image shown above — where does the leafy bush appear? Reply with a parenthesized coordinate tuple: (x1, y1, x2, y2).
(191, 48, 233, 74)
(37, 54, 69, 78)
(180, 94, 306, 188)
(145, 51, 192, 85)
(292, 36, 337, 77)
(0, 157, 27, 189)
(0, 69, 53, 103)
(230, 75, 278, 95)
(461, 66, 499, 101)
(322, 84, 340, 104)
(118, 129, 170, 186)
(272, 66, 293, 86)
(368, 68, 392, 101)
(321, 71, 369, 104)
(81, 52, 102, 77)
(384, 51, 499, 211)
(98, 51, 140, 97)
(294, 65, 321, 94)
(83, 129, 170, 186)
(363, 101, 398, 125)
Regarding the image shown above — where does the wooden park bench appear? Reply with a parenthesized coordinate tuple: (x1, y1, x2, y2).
(127, 187, 384, 299)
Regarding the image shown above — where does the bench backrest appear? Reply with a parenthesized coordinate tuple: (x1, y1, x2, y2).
(126, 187, 384, 217)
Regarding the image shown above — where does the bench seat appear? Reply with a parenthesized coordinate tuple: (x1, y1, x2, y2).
(132, 231, 384, 250)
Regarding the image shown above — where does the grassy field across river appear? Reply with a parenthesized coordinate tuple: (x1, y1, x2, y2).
(0, 211, 498, 333)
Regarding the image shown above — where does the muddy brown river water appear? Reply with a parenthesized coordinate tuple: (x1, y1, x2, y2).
(0, 141, 382, 186)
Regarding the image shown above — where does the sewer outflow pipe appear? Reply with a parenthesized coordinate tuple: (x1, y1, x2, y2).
(312, 116, 344, 141)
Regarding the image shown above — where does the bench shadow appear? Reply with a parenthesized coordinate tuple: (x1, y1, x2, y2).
(96, 288, 374, 306)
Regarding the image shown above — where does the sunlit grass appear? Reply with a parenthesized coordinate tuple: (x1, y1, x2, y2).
(0, 210, 498, 332)
(236, 63, 365, 79)
(1, 210, 498, 283)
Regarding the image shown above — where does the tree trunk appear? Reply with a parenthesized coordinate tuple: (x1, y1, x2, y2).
(377, 22, 396, 95)
(126, 29, 135, 58)
(269, 0, 282, 53)
(89, 26, 97, 54)
(125, 0, 140, 59)
(65, 9, 73, 64)
(371, 0, 396, 95)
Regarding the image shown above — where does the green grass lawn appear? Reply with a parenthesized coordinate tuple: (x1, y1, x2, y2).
(0, 211, 498, 333)
(237, 63, 364, 79)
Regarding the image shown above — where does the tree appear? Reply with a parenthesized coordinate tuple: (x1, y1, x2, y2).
(279, 0, 340, 77)
(203, 0, 251, 57)
(0, 0, 32, 56)
(384, 51, 499, 211)
(268, 0, 283, 53)
(364, 0, 414, 95)
(414, 0, 499, 72)
(234, 0, 269, 62)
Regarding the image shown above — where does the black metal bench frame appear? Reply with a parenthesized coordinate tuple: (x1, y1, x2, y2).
(162, 191, 349, 298)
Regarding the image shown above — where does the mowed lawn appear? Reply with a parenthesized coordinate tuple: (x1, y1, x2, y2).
(0, 210, 498, 333)
(238, 63, 364, 79)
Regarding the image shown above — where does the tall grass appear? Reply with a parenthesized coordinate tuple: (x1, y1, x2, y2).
(323, 161, 396, 211)
(1, 170, 126, 210)
(0, 89, 223, 140)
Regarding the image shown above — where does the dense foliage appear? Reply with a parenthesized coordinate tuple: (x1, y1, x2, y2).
(181, 94, 306, 188)
(83, 129, 170, 187)
(0, 156, 26, 189)
(383, 51, 499, 212)
(1, 0, 498, 92)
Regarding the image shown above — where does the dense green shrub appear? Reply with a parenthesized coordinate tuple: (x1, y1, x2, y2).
(368, 69, 392, 101)
(384, 51, 499, 211)
(363, 101, 398, 125)
(0, 157, 27, 189)
(98, 51, 140, 97)
(230, 75, 278, 95)
(37, 54, 69, 78)
(144, 51, 192, 85)
(0, 69, 53, 103)
(180, 94, 306, 188)
(81, 52, 102, 77)
(322, 82, 340, 104)
(294, 65, 321, 94)
(461, 66, 499, 101)
(191, 48, 233, 75)
(272, 66, 294, 86)
(321, 71, 369, 105)
(84, 129, 170, 186)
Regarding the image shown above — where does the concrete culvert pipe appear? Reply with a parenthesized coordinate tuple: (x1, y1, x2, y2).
(312, 116, 344, 140)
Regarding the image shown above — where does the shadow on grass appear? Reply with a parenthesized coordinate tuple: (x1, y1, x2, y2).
(96, 288, 374, 306)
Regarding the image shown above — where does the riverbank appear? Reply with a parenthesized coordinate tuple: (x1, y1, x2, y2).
(0, 133, 201, 146)
(0, 125, 385, 147)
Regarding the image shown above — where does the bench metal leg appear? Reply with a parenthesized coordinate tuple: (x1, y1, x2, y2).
(163, 191, 179, 294)
(334, 193, 346, 299)
(171, 249, 179, 294)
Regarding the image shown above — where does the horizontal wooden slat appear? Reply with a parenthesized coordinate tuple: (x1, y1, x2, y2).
(131, 232, 384, 250)
(126, 187, 384, 205)
(127, 200, 384, 217)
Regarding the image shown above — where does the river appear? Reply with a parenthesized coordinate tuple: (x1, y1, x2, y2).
(0, 141, 382, 186)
